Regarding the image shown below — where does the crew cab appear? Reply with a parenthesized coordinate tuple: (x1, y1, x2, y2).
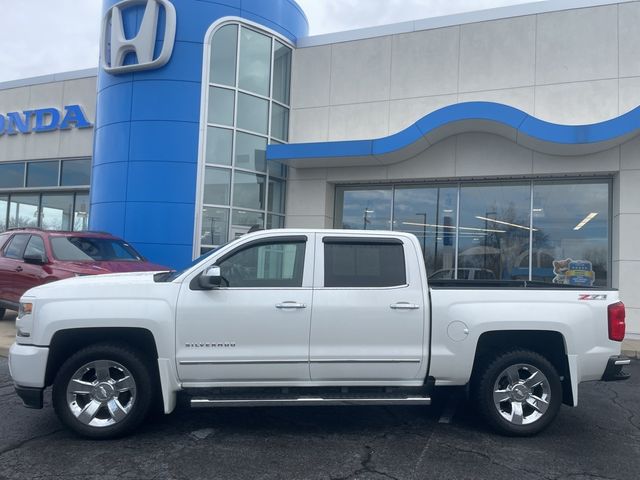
(8, 229, 631, 439)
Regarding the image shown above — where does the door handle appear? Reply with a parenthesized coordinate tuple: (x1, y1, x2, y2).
(276, 302, 307, 310)
(390, 302, 420, 310)
(15, 266, 23, 272)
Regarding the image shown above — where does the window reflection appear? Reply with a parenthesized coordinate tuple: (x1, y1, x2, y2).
(237, 93, 268, 135)
(458, 184, 531, 281)
(0, 163, 25, 188)
(40, 194, 73, 230)
(273, 41, 292, 105)
(210, 24, 238, 87)
(8, 195, 39, 228)
(235, 132, 266, 172)
(206, 127, 233, 166)
(533, 182, 609, 286)
(201, 207, 229, 247)
(393, 186, 457, 276)
(271, 103, 289, 142)
(0, 192, 88, 232)
(231, 209, 264, 239)
(268, 178, 285, 214)
(204, 167, 231, 206)
(208, 87, 235, 126)
(233, 172, 266, 210)
(61, 159, 91, 186)
(238, 27, 271, 96)
(73, 194, 90, 231)
(336, 187, 392, 230)
(27, 161, 58, 187)
(267, 214, 285, 229)
(0, 196, 7, 232)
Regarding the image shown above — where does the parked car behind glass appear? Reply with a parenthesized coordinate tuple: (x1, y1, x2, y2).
(0, 228, 168, 319)
(428, 268, 497, 281)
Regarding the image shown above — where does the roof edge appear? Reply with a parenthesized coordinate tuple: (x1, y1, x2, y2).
(0, 68, 98, 91)
(299, 0, 636, 47)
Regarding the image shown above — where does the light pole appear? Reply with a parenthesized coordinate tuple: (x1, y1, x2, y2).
(363, 207, 374, 230)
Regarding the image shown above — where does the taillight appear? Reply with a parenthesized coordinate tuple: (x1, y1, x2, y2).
(608, 301, 626, 342)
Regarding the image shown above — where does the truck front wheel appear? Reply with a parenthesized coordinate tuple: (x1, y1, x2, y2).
(473, 350, 562, 436)
(52, 344, 153, 439)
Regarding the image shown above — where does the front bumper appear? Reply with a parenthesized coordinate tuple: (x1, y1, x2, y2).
(8, 343, 49, 388)
(601, 355, 631, 381)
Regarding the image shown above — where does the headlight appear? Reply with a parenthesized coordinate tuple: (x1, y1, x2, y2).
(18, 302, 33, 318)
(17, 302, 34, 338)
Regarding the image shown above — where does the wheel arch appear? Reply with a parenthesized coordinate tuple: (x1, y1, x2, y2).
(470, 330, 575, 406)
(45, 327, 165, 406)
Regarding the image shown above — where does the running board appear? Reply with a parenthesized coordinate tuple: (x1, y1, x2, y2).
(190, 396, 431, 408)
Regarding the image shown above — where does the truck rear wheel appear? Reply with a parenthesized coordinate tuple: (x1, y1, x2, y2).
(52, 344, 153, 439)
(473, 350, 562, 436)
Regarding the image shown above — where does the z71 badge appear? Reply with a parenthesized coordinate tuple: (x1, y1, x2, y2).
(578, 294, 607, 301)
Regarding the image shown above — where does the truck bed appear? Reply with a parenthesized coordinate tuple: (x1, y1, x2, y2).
(429, 279, 613, 290)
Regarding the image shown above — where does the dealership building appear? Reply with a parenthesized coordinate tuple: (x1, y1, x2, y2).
(1, 0, 640, 337)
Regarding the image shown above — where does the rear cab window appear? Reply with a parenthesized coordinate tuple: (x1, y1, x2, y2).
(322, 237, 407, 288)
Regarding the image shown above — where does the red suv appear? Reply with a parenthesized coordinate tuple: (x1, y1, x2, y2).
(0, 228, 168, 319)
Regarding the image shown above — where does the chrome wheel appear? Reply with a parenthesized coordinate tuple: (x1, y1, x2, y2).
(492, 363, 550, 426)
(66, 360, 137, 428)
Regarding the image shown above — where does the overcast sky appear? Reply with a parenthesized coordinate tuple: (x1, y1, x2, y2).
(0, 0, 533, 83)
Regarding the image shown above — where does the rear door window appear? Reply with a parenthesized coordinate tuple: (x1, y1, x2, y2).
(4, 234, 30, 260)
(323, 238, 406, 288)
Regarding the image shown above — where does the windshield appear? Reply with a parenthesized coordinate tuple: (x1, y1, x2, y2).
(51, 237, 142, 262)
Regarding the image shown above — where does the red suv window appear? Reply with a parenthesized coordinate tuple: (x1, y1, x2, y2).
(4, 234, 30, 259)
(0, 233, 10, 249)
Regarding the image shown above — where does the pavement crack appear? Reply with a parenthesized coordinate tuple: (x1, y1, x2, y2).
(552, 472, 617, 480)
(602, 383, 640, 433)
(0, 429, 64, 457)
(439, 442, 554, 480)
(330, 445, 400, 480)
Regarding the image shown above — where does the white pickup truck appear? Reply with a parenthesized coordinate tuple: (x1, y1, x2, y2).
(8, 229, 631, 439)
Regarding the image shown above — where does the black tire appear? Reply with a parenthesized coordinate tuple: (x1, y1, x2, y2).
(52, 343, 154, 439)
(0, 308, 5, 320)
(472, 349, 562, 437)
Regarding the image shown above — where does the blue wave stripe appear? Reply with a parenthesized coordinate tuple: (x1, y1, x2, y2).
(267, 101, 640, 161)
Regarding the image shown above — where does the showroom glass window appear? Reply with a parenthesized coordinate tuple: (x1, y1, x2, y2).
(0, 159, 91, 233)
(532, 181, 609, 287)
(335, 180, 611, 286)
(200, 22, 292, 254)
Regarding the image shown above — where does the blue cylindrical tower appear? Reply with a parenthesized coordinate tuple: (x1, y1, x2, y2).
(91, 0, 308, 268)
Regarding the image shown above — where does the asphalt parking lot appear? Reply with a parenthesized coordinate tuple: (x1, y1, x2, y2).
(0, 357, 639, 480)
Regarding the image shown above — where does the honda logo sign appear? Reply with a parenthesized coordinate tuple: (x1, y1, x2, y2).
(101, 0, 177, 74)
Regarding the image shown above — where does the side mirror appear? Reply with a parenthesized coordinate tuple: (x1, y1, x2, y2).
(24, 253, 47, 266)
(198, 265, 222, 290)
